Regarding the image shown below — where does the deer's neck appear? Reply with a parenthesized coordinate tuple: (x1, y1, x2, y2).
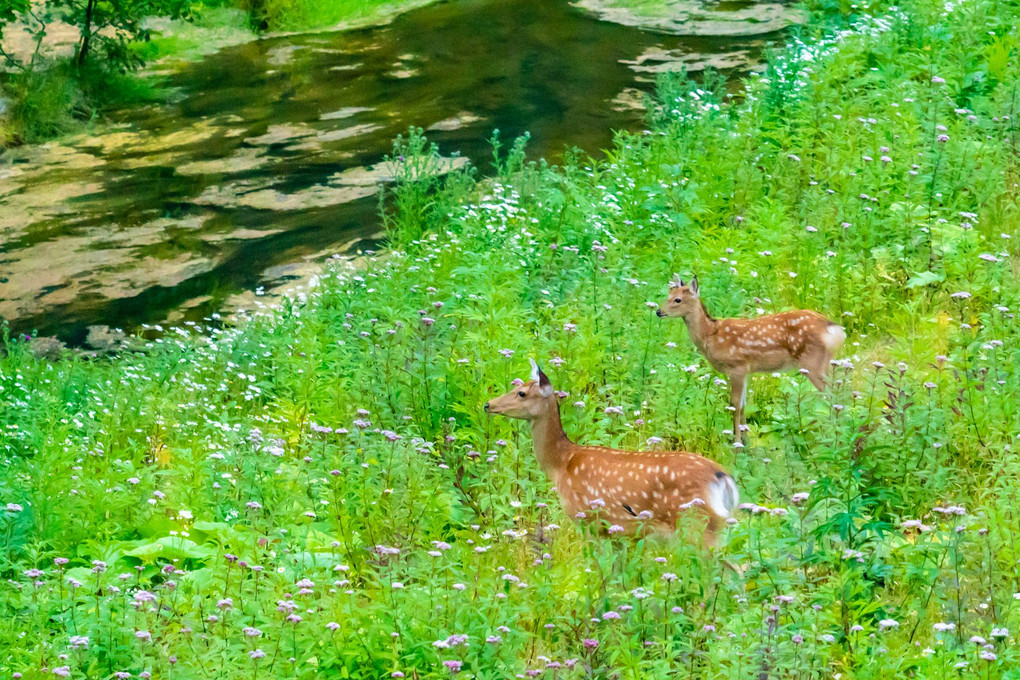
(529, 401, 573, 481)
(683, 301, 717, 353)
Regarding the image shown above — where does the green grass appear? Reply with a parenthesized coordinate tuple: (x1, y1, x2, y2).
(591, 0, 699, 20)
(2, 0, 1020, 677)
(141, 7, 254, 62)
(0, 61, 171, 145)
(245, 0, 442, 31)
(0, 64, 87, 143)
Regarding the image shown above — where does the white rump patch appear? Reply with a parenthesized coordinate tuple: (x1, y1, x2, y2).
(823, 325, 847, 350)
(707, 475, 740, 518)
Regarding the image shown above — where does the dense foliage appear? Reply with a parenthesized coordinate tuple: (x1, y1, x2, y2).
(2, 0, 1019, 677)
(0, 0, 201, 145)
(0, 0, 434, 145)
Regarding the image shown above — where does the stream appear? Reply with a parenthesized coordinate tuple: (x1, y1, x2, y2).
(0, 0, 798, 344)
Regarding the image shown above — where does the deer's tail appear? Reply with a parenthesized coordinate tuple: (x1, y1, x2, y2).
(707, 471, 740, 519)
(822, 323, 846, 351)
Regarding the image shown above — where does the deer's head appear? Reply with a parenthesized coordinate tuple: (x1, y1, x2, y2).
(485, 359, 555, 420)
(657, 274, 700, 318)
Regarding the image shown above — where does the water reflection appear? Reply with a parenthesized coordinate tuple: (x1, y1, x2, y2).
(0, 0, 795, 342)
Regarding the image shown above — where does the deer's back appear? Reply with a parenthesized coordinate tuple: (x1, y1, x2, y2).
(556, 446, 727, 528)
(704, 310, 833, 372)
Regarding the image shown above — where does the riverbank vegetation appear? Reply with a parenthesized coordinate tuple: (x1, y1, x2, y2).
(0, 0, 438, 146)
(0, 0, 228, 145)
(2, 0, 1020, 677)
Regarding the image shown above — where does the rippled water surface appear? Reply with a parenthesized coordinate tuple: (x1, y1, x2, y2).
(0, 0, 793, 342)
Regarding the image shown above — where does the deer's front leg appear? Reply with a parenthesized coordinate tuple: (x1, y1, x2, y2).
(728, 372, 748, 445)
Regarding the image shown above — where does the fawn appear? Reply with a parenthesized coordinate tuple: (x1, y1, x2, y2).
(657, 275, 845, 443)
(485, 359, 739, 545)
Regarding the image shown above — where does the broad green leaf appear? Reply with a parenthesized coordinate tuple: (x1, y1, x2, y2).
(906, 270, 944, 288)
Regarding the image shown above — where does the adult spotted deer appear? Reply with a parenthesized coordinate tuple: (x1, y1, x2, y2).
(657, 275, 845, 443)
(484, 359, 739, 545)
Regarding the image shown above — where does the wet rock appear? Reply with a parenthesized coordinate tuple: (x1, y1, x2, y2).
(573, 0, 805, 36)
(193, 180, 377, 211)
(288, 123, 383, 151)
(199, 227, 284, 244)
(266, 44, 304, 66)
(27, 336, 67, 361)
(175, 147, 274, 176)
(77, 120, 221, 156)
(243, 123, 317, 146)
(622, 45, 756, 77)
(85, 325, 127, 352)
(0, 178, 105, 244)
(192, 153, 468, 211)
(427, 111, 484, 132)
(388, 68, 420, 79)
(165, 295, 214, 324)
(320, 107, 374, 121)
(95, 254, 218, 300)
(329, 155, 470, 186)
(610, 88, 646, 111)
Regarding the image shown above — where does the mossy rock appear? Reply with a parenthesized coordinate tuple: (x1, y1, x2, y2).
(573, 0, 806, 36)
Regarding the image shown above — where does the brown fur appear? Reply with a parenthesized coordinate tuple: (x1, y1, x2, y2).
(658, 278, 845, 443)
(485, 365, 738, 545)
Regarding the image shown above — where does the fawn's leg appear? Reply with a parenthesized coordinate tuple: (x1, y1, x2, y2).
(703, 515, 744, 575)
(800, 350, 829, 391)
(728, 372, 748, 444)
(701, 512, 724, 548)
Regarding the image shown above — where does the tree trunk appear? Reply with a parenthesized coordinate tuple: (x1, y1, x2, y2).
(76, 0, 96, 66)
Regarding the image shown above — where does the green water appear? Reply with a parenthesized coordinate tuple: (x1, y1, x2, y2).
(0, 0, 790, 343)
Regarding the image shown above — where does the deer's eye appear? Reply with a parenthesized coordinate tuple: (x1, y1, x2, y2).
(674, 298, 683, 303)
(517, 391, 527, 398)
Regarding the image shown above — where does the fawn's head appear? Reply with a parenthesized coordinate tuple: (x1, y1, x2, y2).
(657, 274, 700, 318)
(485, 359, 555, 420)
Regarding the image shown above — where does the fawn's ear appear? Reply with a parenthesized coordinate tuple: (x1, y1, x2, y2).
(671, 273, 684, 288)
(689, 276, 700, 297)
(529, 358, 541, 383)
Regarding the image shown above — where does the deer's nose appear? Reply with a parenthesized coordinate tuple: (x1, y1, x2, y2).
(483, 402, 491, 412)
(656, 309, 665, 317)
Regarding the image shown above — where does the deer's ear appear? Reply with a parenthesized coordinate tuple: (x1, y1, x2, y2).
(689, 276, 700, 297)
(529, 358, 541, 383)
(671, 273, 684, 288)
(537, 369, 553, 397)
